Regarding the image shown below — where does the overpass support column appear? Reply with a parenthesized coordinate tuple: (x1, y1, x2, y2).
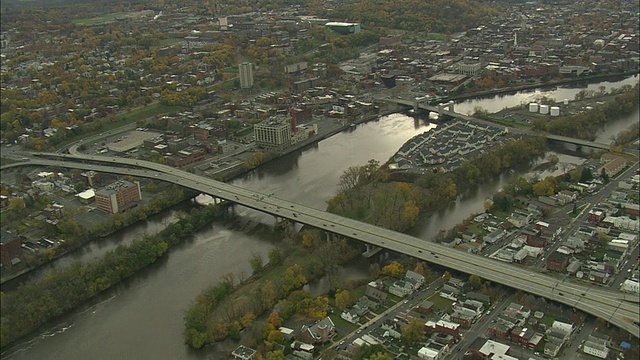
(447, 101, 455, 112)
(438, 103, 445, 118)
(413, 98, 419, 112)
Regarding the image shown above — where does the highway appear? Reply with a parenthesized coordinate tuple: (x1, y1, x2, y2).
(3, 152, 639, 338)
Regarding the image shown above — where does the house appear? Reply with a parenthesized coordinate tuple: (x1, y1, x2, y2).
(583, 340, 609, 358)
(341, 309, 360, 324)
(466, 292, 491, 305)
(389, 280, 413, 297)
(231, 345, 257, 360)
(424, 319, 461, 338)
(380, 320, 402, 339)
(535, 221, 562, 239)
(510, 326, 542, 349)
(451, 309, 475, 327)
(599, 155, 627, 177)
(418, 341, 449, 360)
(469, 339, 512, 360)
(405, 270, 426, 288)
(299, 317, 336, 344)
(443, 278, 465, 295)
(544, 338, 563, 358)
(483, 228, 506, 244)
(417, 300, 434, 314)
(489, 319, 515, 340)
(507, 210, 532, 228)
(352, 299, 369, 316)
(588, 209, 606, 223)
(363, 282, 388, 306)
(551, 320, 574, 339)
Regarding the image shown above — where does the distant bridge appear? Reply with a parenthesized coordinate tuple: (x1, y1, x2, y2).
(379, 96, 623, 151)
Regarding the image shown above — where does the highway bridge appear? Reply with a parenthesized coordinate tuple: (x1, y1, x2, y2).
(3, 152, 639, 338)
(379, 97, 622, 151)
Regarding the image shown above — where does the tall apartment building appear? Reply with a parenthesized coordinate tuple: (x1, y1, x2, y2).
(95, 180, 142, 214)
(239, 62, 254, 89)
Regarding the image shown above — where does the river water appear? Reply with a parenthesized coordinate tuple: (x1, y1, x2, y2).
(2, 76, 638, 359)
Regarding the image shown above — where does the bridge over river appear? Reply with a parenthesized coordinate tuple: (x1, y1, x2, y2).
(379, 96, 622, 152)
(3, 152, 639, 337)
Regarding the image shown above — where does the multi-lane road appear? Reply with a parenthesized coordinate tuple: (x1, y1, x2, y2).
(3, 151, 639, 338)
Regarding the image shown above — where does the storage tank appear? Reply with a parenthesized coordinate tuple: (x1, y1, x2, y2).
(529, 103, 539, 112)
(563, 99, 569, 105)
(539, 104, 549, 114)
(550, 106, 560, 116)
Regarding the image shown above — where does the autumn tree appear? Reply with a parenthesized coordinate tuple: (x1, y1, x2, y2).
(413, 262, 428, 277)
(381, 261, 405, 278)
(335, 289, 355, 311)
(283, 264, 306, 293)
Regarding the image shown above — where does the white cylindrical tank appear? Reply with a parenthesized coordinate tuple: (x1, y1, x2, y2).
(563, 99, 569, 105)
(539, 104, 549, 114)
(550, 106, 560, 116)
(529, 103, 539, 112)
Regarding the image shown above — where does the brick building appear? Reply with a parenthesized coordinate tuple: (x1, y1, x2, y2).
(1, 230, 24, 269)
(546, 251, 570, 272)
(95, 180, 142, 214)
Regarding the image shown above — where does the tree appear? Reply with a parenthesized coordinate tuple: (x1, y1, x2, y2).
(266, 350, 285, 360)
(335, 289, 355, 311)
(469, 275, 482, 290)
(249, 253, 263, 274)
(283, 264, 306, 292)
(413, 262, 428, 277)
(355, 344, 387, 360)
(268, 249, 284, 266)
(8, 197, 26, 212)
(368, 353, 393, 360)
(443, 271, 451, 282)
(267, 329, 284, 343)
(381, 261, 405, 278)
(400, 318, 424, 344)
(74, 180, 87, 192)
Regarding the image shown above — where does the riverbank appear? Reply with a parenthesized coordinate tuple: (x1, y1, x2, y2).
(0, 202, 226, 350)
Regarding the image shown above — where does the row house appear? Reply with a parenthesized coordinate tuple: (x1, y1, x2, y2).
(424, 320, 461, 338)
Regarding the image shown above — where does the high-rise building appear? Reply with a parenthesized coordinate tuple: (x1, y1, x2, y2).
(95, 180, 142, 214)
(239, 62, 254, 89)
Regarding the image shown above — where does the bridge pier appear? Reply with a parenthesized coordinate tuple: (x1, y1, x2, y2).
(438, 101, 455, 118)
(413, 95, 430, 112)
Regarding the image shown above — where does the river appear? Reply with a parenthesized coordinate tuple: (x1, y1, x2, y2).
(2, 76, 638, 359)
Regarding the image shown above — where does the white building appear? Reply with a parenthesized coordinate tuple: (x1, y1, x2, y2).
(582, 334, 610, 359)
(621, 279, 639, 293)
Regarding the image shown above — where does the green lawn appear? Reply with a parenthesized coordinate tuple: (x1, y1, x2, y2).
(427, 294, 454, 312)
(539, 315, 555, 329)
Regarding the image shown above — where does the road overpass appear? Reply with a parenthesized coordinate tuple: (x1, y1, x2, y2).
(4, 153, 639, 337)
